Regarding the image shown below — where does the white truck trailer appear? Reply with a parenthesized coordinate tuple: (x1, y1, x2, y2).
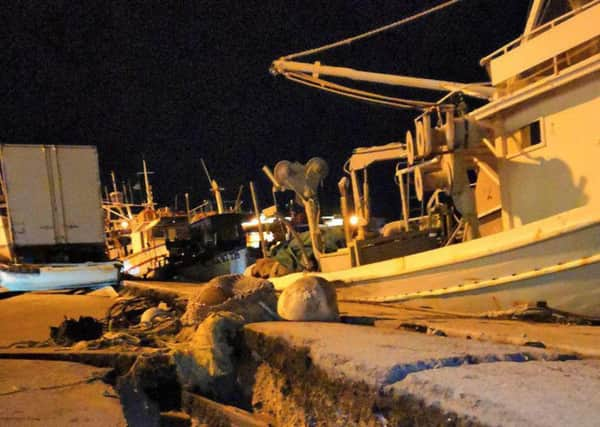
(0, 145, 119, 290)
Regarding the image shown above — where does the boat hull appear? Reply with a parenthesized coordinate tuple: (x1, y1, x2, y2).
(121, 243, 169, 278)
(271, 209, 600, 317)
(0, 262, 120, 291)
(172, 247, 253, 282)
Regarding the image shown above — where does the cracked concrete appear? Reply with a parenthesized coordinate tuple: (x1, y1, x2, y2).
(0, 359, 126, 426)
(386, 359, 600, 427)
(243, 321, 600, 426)
(246, 322, 572, 388)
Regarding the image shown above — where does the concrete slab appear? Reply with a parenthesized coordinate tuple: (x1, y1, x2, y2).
(0, 293, 117, 347)
(245, 322, 572, 388)
(386, 359, 600, 427)
(123, 280, 203, 299)
(0, 348, 139, 375)
(0, 359, 126, 426)
(339, 302, 600, 358)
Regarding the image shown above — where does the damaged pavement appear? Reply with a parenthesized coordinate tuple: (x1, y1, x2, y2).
(0, 277, 599, 426)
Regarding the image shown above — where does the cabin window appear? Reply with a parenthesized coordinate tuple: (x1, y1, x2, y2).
(506, 120, 545, 158)
(152, 228, 165, 239)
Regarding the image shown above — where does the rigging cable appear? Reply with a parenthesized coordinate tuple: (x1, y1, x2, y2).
(284, 71, 435, 110)
(283, 0, 461, 60)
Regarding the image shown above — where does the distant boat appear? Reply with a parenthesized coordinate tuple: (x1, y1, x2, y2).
(165, 208, 251, 282)
(103, 162, 189, 279)
(163, 161, 253, 281)
(0, 144, 120, 291)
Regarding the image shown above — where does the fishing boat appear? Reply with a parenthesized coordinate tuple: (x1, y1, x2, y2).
(163, 160, 253, 281)
(104, 162, 189, 278)
(0, 144, 120, 291)
(266, 0, 600, 317)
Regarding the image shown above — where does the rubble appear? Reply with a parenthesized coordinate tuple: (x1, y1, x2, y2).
(181, 275, 277, 325)
(174, 311, 245, 401)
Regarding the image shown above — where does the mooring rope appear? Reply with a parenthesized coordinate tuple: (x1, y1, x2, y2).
(284, 71, 435, 110)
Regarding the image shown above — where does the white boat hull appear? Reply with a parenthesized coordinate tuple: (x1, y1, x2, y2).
(271, 208, 600, 318)
(121, 243, 169, 278)
(0, 262, 120, 291)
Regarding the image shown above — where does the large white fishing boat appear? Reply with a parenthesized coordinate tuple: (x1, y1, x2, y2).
(0, 144, 120, 291)
(267, 0, 600, 317)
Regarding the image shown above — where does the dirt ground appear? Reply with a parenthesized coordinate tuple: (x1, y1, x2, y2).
(0, 290, 117, 347)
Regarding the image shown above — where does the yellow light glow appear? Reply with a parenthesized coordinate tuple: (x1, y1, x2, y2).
(349, 215, 359, 226)
(120, 220, 129, 229)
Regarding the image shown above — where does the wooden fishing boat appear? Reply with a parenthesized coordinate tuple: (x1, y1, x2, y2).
(267, 0, 600, 318)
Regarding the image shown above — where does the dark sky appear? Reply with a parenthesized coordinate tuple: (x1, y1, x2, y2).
(2, 1, 529, 216)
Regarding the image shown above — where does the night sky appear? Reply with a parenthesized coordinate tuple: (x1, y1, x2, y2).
(2, 1, 529, 217)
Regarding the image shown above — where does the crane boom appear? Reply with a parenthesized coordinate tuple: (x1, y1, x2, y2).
(271, 59, 495, 100)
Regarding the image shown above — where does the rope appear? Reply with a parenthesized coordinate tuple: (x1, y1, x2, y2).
(284, 72, 436, 110)
(284, 0, 461, 60)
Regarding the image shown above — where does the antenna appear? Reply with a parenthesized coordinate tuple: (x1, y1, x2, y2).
(142, 159, 154, 207)
(110, 171, 118, 193)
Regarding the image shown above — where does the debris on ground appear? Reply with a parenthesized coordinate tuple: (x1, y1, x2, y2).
(481, 301, 600, 325)
(107, 296, 158, 330)
(181, 275, 277, 326)
(249, 257, 292, 278)
(277, 276, 339, 321)
(174, 311, 245, 401)
(50, 316, 104, 346)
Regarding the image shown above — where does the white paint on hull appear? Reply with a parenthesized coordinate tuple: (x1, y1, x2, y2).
(0, 262, 120, 291)
(271, 207, 600, 317)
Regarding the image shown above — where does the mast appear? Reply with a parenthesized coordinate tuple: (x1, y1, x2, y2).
(142, 159, 154, 208)
(201, 158, 224, 214)
(523, 0, 546, 36)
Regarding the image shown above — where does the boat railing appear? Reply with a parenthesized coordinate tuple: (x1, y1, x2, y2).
(190, 200, 242, 216)
(480, 0, 599, 67)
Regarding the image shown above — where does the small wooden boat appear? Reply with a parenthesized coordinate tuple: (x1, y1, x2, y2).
(0, 262, 120, 291)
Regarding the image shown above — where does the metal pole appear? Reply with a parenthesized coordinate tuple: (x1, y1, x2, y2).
(122, 181, 129, 204)
(234, 185, 244, 212)
(128, 181, 135, 204)
(142, 159, 153, 207)
(350, 169, 365, 240)
(185, 192, 191, 223)
(111, 171, 118, 193)
(338, 177, 352, 246)
(249, 181, 268, 258)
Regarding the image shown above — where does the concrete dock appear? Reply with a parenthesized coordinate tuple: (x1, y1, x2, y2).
(0, 280, 598, 426)
(0, 359, 126, 426)
(125, 280, 600, 426)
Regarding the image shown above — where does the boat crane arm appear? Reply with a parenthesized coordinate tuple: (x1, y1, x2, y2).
(271, 59, 495, 100)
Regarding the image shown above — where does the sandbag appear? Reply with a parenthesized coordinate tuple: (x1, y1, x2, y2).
(277, 276, 339, 321)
